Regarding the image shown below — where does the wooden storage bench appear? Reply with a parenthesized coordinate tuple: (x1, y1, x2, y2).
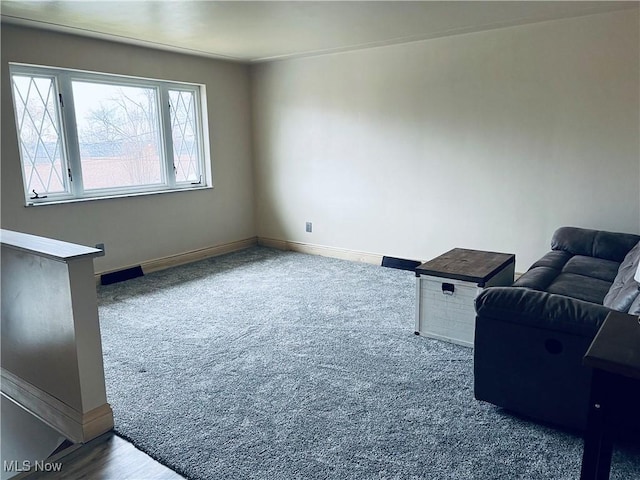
(415, 248, 515, 347)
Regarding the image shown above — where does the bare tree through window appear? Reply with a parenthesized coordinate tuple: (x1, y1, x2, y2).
(73, 82, 164, 190)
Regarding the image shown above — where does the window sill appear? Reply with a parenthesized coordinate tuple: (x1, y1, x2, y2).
(25, 185, 213, 207)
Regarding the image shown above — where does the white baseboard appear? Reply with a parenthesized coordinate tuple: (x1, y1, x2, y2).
(95, 236, 520, 280)
(1, 369, 113, 444)
(258, 237, 383, 265)
(96, 237, 258, 281)
(141, 237, 258, 274)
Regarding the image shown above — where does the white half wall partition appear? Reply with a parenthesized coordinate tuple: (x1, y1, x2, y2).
(0, 229, 113, 447)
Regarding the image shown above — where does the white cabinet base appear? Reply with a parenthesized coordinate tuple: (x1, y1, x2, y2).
(415, 261, 514, 347)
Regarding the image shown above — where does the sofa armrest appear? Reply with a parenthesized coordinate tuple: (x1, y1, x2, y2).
(475, 286, 612, 337)
(551, 226, 640, 262)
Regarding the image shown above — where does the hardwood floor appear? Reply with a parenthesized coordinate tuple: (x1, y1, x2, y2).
(25, 432, 185, 480)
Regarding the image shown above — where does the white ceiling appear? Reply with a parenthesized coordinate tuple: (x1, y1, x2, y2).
(1, 1, 637, 63)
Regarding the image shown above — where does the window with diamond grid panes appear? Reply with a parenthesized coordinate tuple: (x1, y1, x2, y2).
(12, 75, 68, 199)
(169, 90, 201, 184)
(9, 64, 209, 205)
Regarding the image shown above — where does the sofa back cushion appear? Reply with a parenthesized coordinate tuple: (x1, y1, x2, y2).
(551, 227, 640, 262)
(603, 241, 640, 312)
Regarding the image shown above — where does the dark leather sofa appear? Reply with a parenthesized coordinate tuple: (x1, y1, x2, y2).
(473, 226, 640, 431)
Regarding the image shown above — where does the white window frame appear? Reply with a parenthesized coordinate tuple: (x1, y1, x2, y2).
(9, 63, 212, 206)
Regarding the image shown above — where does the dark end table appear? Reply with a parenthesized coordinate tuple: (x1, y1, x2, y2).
(580, 310, 640, 480)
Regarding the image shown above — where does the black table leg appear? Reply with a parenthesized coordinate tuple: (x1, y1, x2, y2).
(580, 369, 614, 480)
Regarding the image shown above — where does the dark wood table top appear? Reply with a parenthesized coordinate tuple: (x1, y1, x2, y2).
(584, 311, 640, 380)
(415, 248, 515, 285)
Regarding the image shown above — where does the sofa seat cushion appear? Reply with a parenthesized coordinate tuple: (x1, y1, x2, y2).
(513, 266, 560, 291)
(513, 253, 619, 300)
(528, 250, 573, 270)
(561, 256, 621, 283)
(603, 241, 640, 312)
(546, 273, 612, 304)
(513, 251, 574, 291)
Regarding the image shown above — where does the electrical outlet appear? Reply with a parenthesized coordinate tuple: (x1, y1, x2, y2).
(305, 222, 312, 233)
(95, 243, 106, 257)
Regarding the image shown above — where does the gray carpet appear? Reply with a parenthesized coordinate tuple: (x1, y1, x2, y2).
(97, 247, 639, 479)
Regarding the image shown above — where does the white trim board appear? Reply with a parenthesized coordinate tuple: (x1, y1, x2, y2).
(257, 237, 384, 265)
(94, 236, 385, 285)
(95, 237, 258, 282)
(258, 238, 525, 277)
(95, 236, 522, 282)
(1, 369, 113, 444)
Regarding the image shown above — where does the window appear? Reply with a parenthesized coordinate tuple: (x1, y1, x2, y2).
(10, 64, 210, 205)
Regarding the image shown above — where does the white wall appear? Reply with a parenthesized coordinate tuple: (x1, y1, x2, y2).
(251, 9, 640, 271)
(1, 25, 256, 273)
